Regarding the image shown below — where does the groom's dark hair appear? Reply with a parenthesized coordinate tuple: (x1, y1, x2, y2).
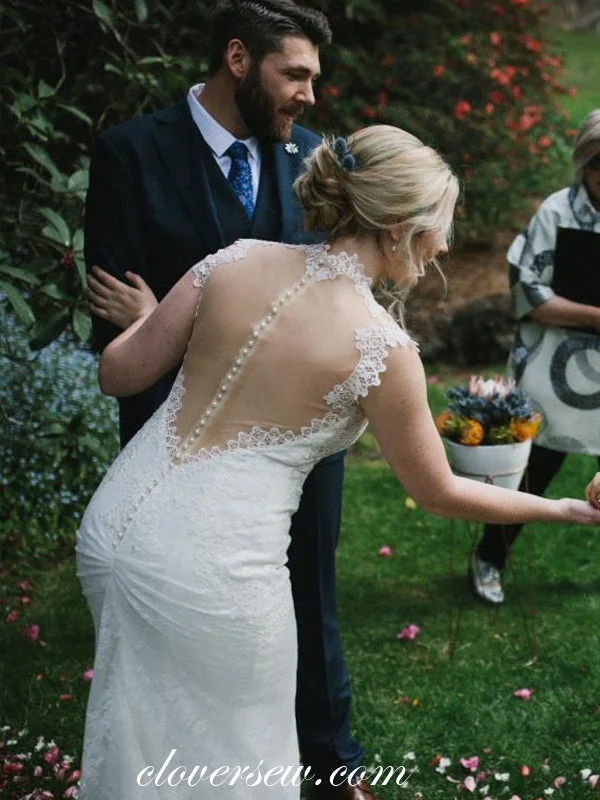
(208, 0, 332, 75)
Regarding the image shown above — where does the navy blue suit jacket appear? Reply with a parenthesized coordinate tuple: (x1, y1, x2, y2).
(84, 98, 321, 445)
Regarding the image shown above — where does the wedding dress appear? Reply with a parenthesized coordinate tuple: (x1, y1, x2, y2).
(75, 239, 414, 799)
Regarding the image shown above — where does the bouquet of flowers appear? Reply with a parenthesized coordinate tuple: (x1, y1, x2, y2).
(435, 376, 541, 447)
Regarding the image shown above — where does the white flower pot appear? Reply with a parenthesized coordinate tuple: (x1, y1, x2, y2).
(444, 438, 532, 490)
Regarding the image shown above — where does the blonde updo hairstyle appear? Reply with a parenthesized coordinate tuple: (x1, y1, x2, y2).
(294, 125, 459, 292)
(573, 109, 600, 182)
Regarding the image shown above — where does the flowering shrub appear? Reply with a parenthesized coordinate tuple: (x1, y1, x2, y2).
(435, 376, 541, 446)
(0, 726, 80, 799)
(0, 310, 118, 561)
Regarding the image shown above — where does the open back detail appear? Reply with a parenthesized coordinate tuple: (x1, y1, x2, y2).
(165, 240, 415, 465)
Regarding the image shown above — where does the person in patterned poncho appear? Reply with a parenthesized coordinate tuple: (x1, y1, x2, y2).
(471, 109, 600, 605)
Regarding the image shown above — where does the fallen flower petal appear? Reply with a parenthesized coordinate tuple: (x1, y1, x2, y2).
(580, 769, 592, 780)
(463, 775, 476, 792)
(404, 497, 417, 510)
(460, 756, 479, 772)
(397, 624, 420, 641)
(552, 776, 566, 788)
(378, 545, 392, 557)
(494, 772, 510, 781)
(589, 775, 599, 789)
(513, 688, 533, 700)
(59, 694, 73, 702)
(82, 669, 94, 682)
(5, 610, 19, 623)
(436, 757, 452, 774)
(521, 765, 531, 776)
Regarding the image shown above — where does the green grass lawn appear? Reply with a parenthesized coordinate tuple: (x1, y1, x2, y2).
(549, 28, 600, 126)
(2, 373, 600, 799)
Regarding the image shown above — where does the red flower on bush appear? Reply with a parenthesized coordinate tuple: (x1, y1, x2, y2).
(490, 31, 502, 46)
(488, 90, 504, 104)
(538, 135, 553, 148)
(485, 102, 495, 115)
(361, 105, 376, 119)
(490, 2, 505, 12)
(511, 0, 528, 6)
(523, 34, 542, 53)
(434, 64, 445, 77)
(454, 100, 472, 121)
(321, 85, 341, 99)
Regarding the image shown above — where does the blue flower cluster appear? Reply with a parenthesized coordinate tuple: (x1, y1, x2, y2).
(447, 385, 535, 428)
(1, 305, 118, 562)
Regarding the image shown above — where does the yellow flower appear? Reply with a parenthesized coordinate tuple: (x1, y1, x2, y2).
(435, 410, 452, 434)
(510, 416, 540, 442)
(459, 419, 484, 446)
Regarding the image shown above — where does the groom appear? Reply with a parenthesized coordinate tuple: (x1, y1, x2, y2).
(84, 1, 377, 798)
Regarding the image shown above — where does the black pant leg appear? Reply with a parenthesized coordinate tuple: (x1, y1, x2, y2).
(476, 444, 568, 569)
(288, 451, 364, 779)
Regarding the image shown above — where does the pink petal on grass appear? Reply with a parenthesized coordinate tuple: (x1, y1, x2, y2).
(463, 775, 476, 792)
(378, 545, 392, 557)
(513, 688, 533, 700)
(509, 796, 522, 800)
(460, 756, 479, 772)
(552, 777, 566, 788)
(589, 775, 599, 789)
(34, 765, 43, 778)
(68, 769, 81, 783)
(521, 765, 530, 777)
(82, 669, 94, 683)
(5, 610, 19, 623)
(397, 624, 420, 641)
(59, 694, 73, 702)
(64, 787, 79, 798)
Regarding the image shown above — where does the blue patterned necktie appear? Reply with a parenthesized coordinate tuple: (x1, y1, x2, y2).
(227, 141, 255, 218)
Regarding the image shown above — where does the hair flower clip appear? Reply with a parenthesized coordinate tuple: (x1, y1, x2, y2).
(332, 136, 359, 171)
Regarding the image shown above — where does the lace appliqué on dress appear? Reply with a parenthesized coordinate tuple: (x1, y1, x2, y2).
(325, 324, 416, 412)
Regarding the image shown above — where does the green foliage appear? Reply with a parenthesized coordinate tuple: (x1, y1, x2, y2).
(0, 0, 582, 351)
(0, 309, 119, 562)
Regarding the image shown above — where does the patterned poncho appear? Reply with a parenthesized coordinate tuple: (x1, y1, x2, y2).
(507, 181, 600, 454)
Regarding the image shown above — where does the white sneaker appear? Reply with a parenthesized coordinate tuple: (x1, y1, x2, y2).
(470, 551, 504, 604)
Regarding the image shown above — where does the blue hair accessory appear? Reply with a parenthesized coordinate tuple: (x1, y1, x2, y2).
(332, 136, 359, 172)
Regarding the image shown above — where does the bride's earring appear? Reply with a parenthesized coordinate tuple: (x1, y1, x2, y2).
(391, 239, 399, 252)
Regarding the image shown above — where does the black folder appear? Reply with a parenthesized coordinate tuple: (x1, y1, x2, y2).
(552, 227, 600, 308)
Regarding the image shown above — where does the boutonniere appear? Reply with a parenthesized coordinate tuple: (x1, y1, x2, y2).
(284, 142, 299, 155)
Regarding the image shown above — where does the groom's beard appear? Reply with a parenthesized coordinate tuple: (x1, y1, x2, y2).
(235, 65, 305, 144)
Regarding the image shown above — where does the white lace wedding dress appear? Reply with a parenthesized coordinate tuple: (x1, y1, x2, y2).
(76, 240, 413, 799)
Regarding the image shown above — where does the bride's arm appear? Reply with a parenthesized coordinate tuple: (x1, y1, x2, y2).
(98, 270, 198, 397)
(360, 344, 600, 526)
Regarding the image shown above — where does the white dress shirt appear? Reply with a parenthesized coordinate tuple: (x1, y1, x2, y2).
(187, 83, 261, 204)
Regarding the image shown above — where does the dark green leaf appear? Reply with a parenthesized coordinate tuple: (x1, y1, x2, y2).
(37, 79, 54, 98)
(22, 143, 61, 179)
(29, 308, 70, 350)
(0, 280, 36, 328)
(75, 257, 87, 289)
(0, 265, 41, 286)
(39, 207, 71, 246)
(92, 0, 115, 29)
(57, 103, 93, 126)
(73, 307, 92, 342)
(40, 283, 70, 301)
(134, 0, 148, 23)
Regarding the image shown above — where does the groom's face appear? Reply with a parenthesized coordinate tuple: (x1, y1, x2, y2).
(235, 35, 321, 143)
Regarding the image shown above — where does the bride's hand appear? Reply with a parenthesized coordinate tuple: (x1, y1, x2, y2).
(584, 473, 600, 511)
(88, 266, 158, 329)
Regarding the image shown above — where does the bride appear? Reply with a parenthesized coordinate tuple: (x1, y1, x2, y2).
(78, 124, 600, 799)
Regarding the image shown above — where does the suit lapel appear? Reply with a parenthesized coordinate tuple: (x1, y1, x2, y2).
(151, 100, 225, 255)
(272, 141, 302, 244)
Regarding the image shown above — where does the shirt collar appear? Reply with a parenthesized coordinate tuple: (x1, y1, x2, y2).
(570, 179, 600, 225)
(187, 83, 260, 163)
